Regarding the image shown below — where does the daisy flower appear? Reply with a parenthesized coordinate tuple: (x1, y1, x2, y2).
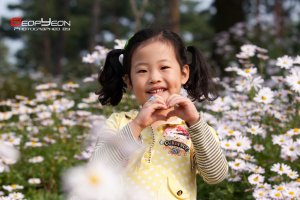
(28, 156, 44, 163)
(248, 174, 265, 185)
(8, 192, 25, 200)
(2, 184, 24, 192)
(228, 159, 247, 171)
(240, 44, 256, 57)
(253, 188, 269, 199)
(246, 124, 265, 136)
(232, 136, 251, 152)
(271, 163, 291, 175)
(237, 67, 257, 77)
(253, 144, 265, 152)
(285, 67, 300, 93)
(281, 141, 298, 161)
(294, 55, 300, 65)
(272, 135, 292, 146)
(63, 162, 124, 200)
(220, 139, 234, 150)
(287, 170, 299, 179)
(269, 189, 284, 199)
(286, 128, 300, 136)
(28, 178, 41, 185)
(254, 87, 274, 104)
(283, 187, 299, 199)
(276, 55, 293, 69)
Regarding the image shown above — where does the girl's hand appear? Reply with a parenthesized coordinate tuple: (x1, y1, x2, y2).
(130, 95, 168, 138)
(166, 94, 200, 126)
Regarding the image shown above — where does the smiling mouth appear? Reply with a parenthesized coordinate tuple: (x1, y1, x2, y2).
(147, 89, 167, 94)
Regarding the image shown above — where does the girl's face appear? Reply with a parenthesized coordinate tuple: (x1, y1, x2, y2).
(124, 40, 189, 105)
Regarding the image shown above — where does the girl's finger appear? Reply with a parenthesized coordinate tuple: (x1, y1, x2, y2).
(166, 94, 182, 106)
(168, 96, 188, 107)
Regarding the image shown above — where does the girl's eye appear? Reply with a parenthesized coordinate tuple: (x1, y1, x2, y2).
(161, 66, 170, 70)
(137, 69, 147, 73)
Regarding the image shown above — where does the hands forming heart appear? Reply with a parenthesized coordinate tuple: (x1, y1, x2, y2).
(131, 94, 200, 131)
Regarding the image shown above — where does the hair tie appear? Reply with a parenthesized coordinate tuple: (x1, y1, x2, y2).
(119, 54, 124, 65)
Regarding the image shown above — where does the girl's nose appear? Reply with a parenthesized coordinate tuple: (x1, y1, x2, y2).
(148, 70, 162, 84)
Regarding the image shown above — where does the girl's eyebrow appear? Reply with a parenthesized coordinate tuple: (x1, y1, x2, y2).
(134, 59, 170, 68)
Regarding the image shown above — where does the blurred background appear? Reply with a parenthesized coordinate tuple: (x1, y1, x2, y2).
(1, 0, 300, 99)
(1, 1, 300, 199)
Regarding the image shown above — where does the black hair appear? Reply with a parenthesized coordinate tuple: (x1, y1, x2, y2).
(96, 28, 218, 106)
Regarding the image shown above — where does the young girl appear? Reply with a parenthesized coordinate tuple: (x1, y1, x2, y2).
(90, 28, 228, 200)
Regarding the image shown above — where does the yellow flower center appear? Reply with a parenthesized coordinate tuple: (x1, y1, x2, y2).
(236, 142, 241, 147)
(293, 128, 299, 133)
(11, 184, 17, 189)
(297, 80, 300, 85)
(253, 176, 259, 182)
(244, 69, 250, 73)
(225, 143, 230, 147)
(89, 174, 101, 186)
(277, 186, 284, 191)
(228, 130, 234, 135)
(289, 191, 295, 196)
(289, 147, 295, 151)
(275, 192, 282, 197)
(251, 128, 256, 132)
(261, 96, 267, 100)
(234, 163, 240, 167)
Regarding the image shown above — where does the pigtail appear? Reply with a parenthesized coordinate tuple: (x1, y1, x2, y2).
(96, 49, 126, 106)
(185, 46, 218, 102)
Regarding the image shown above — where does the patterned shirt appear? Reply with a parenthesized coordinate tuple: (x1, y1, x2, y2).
(90, 110, 228, 200)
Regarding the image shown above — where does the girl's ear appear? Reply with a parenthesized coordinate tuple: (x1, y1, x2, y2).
(122, 74, 132, 90)
(181, 64, 190, 85)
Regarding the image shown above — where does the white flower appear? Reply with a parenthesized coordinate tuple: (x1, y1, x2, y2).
(0, 142, 19, 164)
(2, 184, 24, 192)
(228, 159, 247, 171)
(254, 87, 274, 104)
(269, 189, 284, 199)
(271, 163, 291, 175)
(232, 136, 251, 152)
(28, 178, 41, 185)
(25, 141, 43, 148)
(285, 67, 300, 93)
(276, 55, 294, 69)
(28, 156, 44, 163)
(246, 124, 265, 136)
(63, 162, 124, 200)
(220, 140, 234, 150)
(35, 83, 57, 90)
(253, 144, 265, 152)
(286, 128, 300, 136)
(114, 39, 126, 49)
(281, 140, 298, 159)
(283, 187, 299, 199)
(8, 192, 24, 200)
(248, 174, 264, 185)
(241, 44, 256, 57)
(272, 135, 292, 146)
(253, 188, 268, 199)
(294, 55, 300, 64)
(287, 170, 299, 179)
(237, 67, 257, 77)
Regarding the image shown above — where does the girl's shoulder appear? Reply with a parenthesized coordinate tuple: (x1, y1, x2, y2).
(108, 109, 138, 121)
(106, 110, 138, 130)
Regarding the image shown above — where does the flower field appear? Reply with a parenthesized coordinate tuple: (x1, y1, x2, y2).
(0, 41, 299, 199)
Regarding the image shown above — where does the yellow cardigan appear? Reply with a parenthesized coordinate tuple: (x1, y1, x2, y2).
(91, 110, 228, 200)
